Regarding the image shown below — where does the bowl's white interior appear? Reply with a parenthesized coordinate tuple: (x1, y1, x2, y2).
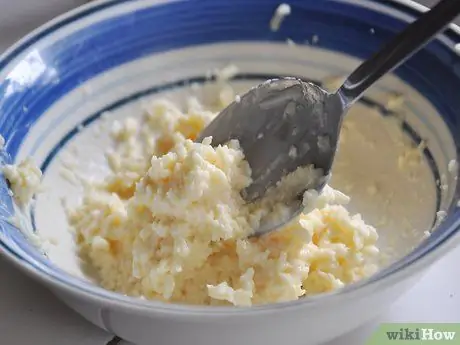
(14, 42, 456, 283)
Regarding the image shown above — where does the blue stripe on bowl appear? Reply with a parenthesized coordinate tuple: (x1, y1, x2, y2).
(1, 0, 459, 157)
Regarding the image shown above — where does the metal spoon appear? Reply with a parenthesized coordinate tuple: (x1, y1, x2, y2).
(198, 0, 460, 236)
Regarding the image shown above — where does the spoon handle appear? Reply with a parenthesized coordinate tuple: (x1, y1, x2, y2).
(338, 0, 460, 106)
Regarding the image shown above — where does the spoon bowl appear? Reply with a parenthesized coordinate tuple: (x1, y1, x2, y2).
(198, 78, 343, 234)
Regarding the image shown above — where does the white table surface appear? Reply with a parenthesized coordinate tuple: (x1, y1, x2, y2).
(0, 0, 458, 344)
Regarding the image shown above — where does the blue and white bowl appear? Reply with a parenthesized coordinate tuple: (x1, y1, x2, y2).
(0, 1, 459, 344)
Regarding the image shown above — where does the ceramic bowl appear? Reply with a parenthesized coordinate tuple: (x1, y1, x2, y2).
(0, 1, 459, 344)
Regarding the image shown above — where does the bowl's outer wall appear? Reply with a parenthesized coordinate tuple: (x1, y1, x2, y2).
(53, 272, 425, 345)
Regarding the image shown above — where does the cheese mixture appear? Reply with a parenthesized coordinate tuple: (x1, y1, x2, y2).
(4, 80, 445, 306)
(59, 97, 380, 306)
(2, 158, 42, 208)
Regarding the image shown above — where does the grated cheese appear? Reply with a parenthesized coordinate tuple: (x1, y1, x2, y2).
(270, 3, 291, 32)
(67, 97, 380, 306)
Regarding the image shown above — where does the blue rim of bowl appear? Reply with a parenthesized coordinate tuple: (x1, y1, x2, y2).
(0, 0, 459, 315)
